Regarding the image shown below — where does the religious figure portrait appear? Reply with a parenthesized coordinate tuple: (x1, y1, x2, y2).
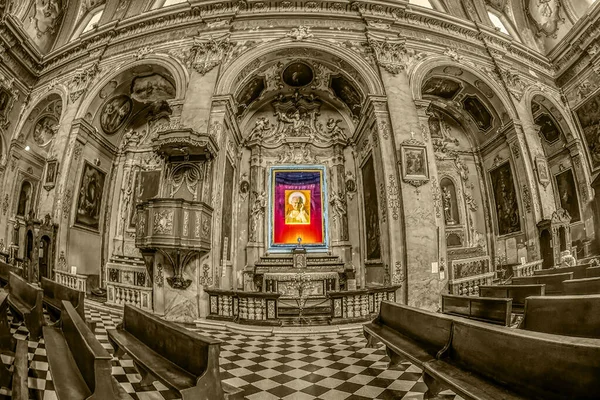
(75, 162, 106, 230)
(282, 62, 314, 87)
(440, 178, 459, 225)
(330, 76, 362, 117)
(535, 113, 561, 143)
(462, 95, 493, 131)
(285, 190, 311, 225)
(490, 162, 521, 236)
(401, 144, 429, 183)
(422, 77, 462, 99)
(535, 156, 550, 187)
(130, 74, 176, 103)
(361, 157, 381, 260)
(575, 94, 600, 170)
(44, 160, 58, 187)
(555, 169, 581, 223)
(236, 77, 265, 116)
(33, 115, 58, 146)
(100, 95, 132, 134)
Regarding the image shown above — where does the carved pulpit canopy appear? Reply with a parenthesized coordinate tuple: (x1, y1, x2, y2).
(151, 127, 219, 161)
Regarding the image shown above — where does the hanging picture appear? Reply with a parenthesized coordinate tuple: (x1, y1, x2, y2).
(400, 140, 429, 188)
(100, 95, 132, 134)
(554, 169, 581, 223)
(75, 162, 106, 231)
(362, 156, 381, 261)
(490, 162, 521, 236)
(43, 160, 58, 190)
(575, 94, 600, 171)
(268, 165, 328, 250)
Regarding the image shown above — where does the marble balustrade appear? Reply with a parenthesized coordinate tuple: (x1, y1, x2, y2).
(55, 269, 88, 293)
(205, 288, 282, 326)
(513, 260, 543, 278)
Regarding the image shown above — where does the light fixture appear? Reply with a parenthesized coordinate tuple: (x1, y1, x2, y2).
(25, 146, 30, 151)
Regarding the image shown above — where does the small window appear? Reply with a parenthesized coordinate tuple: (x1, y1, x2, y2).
(163, 0, 187, 6)
(410, 0, 433, 8)
(82, 10, 103, 34)
(488, 11, 510, 35)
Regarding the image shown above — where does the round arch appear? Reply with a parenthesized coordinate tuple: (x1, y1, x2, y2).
(11, 85, 69, 142)
(409, 56, 518, 121)
(216, 38, 385, 97)
(74, 54, 190, 120)
(523, 87, 580, 140)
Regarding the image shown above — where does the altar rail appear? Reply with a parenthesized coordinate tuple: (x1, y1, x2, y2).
(105, 257, 152, 312)
(513, 260, 543, 278)
(205, 289, 281, 326)
(328, 285, 401, 324)
(449, 272, 495, 296)
(55, 269, 88, 293)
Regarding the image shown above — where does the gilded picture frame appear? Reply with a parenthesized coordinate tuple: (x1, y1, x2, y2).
(400, 139, 429, 188)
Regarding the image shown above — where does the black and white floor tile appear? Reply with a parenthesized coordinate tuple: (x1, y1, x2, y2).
(3, 307, 462, 400)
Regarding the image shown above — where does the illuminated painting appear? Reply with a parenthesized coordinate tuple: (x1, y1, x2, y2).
(285, 190, 311, 224)
(269, 166, 328, 250)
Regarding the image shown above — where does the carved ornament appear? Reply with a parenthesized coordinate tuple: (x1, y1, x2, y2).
(367, 35, 425, 75)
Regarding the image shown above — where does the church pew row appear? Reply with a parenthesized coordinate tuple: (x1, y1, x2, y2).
(441, 294, 512, 326)
(7, 272, 44, 340)
(108, 304, 243, 400)
(533, 263, 591, 280)
(510, 272, 573, 295)
(0, 261, 22, 287)
(41, 277, 86, 322)
(519, 295, 600, 338)
(478, 284, 545, 314)
(365, 300, 600, 400)
(44, 300, 133, 400)
(563, 276, 600, 295)
(586, 266, 600, 277)
(0, 290, 27, 399)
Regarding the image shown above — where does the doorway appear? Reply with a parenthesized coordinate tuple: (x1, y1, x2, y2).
(540, 229, 553, 269)
(40, 236, 51, 280)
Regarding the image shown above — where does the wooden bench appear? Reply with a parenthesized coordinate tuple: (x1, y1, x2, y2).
(43, 300, 132, 400)
(0, 261, 21, 287)
(363, 301, 454, 372)
(563, 276, 600, 295)
(441, 294, 512, 326)
(41, 277, 85, 321)
(0, 290, 27, 398)
(585, 266, 600, 278)
(422, 318, 600, 400)
(478, 284, 545, 313)
(7, 272, 44, 340)
(519, 295, 600, 338)
(511, 272, 573, 295)
(534, 263, 590, 279)
(108, 304, 242, 400)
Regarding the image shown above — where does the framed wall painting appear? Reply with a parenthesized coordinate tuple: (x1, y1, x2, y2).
(554, 168, 581, 223)
(489, 161, 521, 236)
(535, 156, 550, 189)
(75, 161, 106, 231)
(43, 160, 58, 191)
(400, 139, 429, 188)
(267, 165, 329, 252)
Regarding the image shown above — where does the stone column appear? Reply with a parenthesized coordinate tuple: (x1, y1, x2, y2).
(330, 143, 351, 264)
(246, 144, 266, 267)
(504, 125, 541, 260)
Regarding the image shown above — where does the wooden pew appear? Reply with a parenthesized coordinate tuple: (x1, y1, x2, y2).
(363, 301, 454, 370)
(43, 300, 132, 400)
(108, 304, 242, 400)
(7, 272, 44, 340)
(511, 272, 573, 295)
(519, 295, 600, 338)
(0, 290, 28, 398)
(563, 276, 600, 295)
(441, 294, 512, 326)
(423, 318, 600, 400)
(0, 261, 21, 287)
(534, 263, 590, 279)
(478, 284, 545, 314)
(41, 277, 85, 321)
(586, 266, 600, 278)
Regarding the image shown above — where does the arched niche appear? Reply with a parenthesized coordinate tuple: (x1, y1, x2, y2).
(440, 177, 460, 225)
(16, 181, 33, 217)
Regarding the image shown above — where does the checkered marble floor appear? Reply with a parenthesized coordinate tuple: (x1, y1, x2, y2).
(4, 306, 463, 400)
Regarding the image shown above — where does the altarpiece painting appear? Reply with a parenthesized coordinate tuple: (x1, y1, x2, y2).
(490, 162, 521, 236)
(555, 169, 581, 223)
(268, 166, 328, 251)
(362, 157, 381, 261)
(75, 162, 106, 231)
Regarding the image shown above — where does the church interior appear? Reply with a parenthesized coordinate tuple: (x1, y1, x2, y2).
(0, 0, 599, 398)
